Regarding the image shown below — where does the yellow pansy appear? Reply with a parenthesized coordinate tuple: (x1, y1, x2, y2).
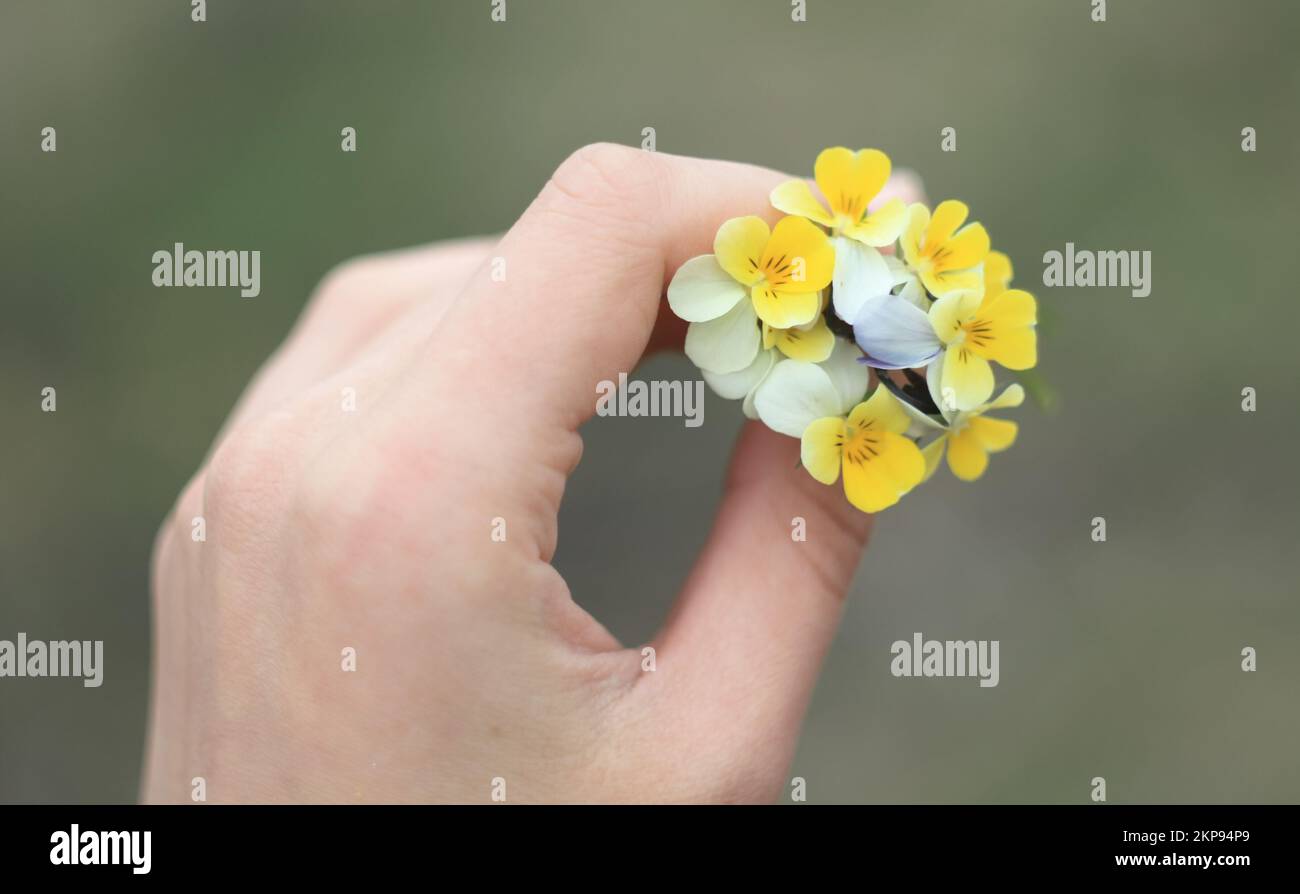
(900, 200, 990, 298)
(668, 215, 834, 373)
(713, 215, 835, 329)
(929, 285, 1038, 411)
(770, 147, 907, 248)
(920, 381, 1025, 482)
(800, 385, 925, 513)
(679, 144, 1042, 514)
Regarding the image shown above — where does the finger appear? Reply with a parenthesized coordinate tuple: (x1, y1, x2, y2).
(646, 422, 871, 777)
(413, 144, 791, 434)
(297, 237, 496, 364)
(643, 305, 689, 357)
(647, 171, 927, 772)
(362, 147, 794, 566)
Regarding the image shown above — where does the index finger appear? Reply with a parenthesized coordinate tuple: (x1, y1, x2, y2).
(419, 143, 791, 432)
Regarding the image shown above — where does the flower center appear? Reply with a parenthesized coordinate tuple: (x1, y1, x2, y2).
(755, 253, 795, 288)
(928, 244, 954, 269)
(842, 419, 881, 466)
(960, 317, 994, 349)
(834, 192, 867, 224)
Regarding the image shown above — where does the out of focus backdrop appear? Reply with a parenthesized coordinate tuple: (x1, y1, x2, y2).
(2, 0, 1297, 803)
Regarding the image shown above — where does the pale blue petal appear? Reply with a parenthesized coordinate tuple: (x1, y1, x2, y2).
(851, 293, 943, 370)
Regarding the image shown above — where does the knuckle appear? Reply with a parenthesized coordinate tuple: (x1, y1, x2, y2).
(291, 434, 491, 583)
(290, 437, 387, 554)
(291, 451, 351, 540)
(203, 414, 300, 533)
(543, 142, 660, 221)
(305, 254, 387, 320)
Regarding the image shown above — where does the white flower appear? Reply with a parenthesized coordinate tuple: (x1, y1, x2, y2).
(752, 337, 870, 438)
(702, 347, 777, 419)
(669, 255, 761, 374)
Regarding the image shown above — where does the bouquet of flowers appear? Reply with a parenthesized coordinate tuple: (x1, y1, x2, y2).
(667, 147, 1038, 513)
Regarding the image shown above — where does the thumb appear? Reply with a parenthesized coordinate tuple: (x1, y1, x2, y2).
(648, 421, 872, 788)
(647, 168, 927, 788)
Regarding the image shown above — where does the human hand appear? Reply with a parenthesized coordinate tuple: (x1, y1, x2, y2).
(143, 144, 923, 803)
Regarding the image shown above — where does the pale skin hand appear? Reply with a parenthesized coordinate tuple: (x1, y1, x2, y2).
(143, 144, 924, 804)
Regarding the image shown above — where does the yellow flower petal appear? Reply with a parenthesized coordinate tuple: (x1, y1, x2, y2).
(923, 266, 983, 298)
(941, 344, 995, 411)
(842, 198, 908, 247)
(758, 216, 834, 293)
(751, 285, 821, 330)
(967, 416, 1017, 452)
(929, 291, 983, 344)
(924, 199, 969, 248)
(850, 383, 913, 435)
(770, 180, 834, 227)
(983, 250, 1013, 299)
(984, 383, 1025, 411)
(713, 216, 770, 286)
(842, 454, 898, 512)
(945, 426, 989, 481)
(921, 437, 946, 482)
(841, 430, 924, 512)
(986, 327, 1037, 370)
(900, 203, 928, 267)
(801, 416, 846, 485)
(814, 147, 891, 224)
(981, 288, 1037, 327)
(770, 315, 834, 362)
(969, 289, 1037, 369)
(939, 222, 989, 271)
(874, 430, 926, 493)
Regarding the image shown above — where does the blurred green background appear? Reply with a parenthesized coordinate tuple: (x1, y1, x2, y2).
(2, 0, 1297, 803)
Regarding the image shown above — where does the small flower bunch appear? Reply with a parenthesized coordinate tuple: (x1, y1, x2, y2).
(668, 147, 1038, 513)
